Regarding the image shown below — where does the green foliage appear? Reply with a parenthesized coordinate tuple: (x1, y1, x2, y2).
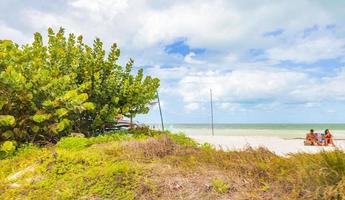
(117, 67, 160, 122)
(200, 142, 214, 150)
(212, 178, 230, 193)
(168, 133, 198, 147)
(92, 161, 141, 199)
(32, 113, 51, 123)
(88, 132, 131, 144)
(0, 141, 16, 152)
(0, 132, 144, 199)
(319, 149, 345, 184)
(129, 126, 164, 137)
(82, 102, 95, 110)
(0, 115, 15, 126)
(57, 131, 132, 150)
(0, 28, 160, 143)
(0, 140, 16, 158)
(56, 137, 90, 150)
(55, 108, 68, 118)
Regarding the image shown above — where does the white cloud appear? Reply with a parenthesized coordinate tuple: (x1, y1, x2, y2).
(305, 102, 321, 108)
(2, 0, 345, 120)
(178, 68, 308, 103)
(175, 66, 345, 111)
(224, 53, 238, 63)
(18, 0, 343, 51)
(14, 0, 345, 74)
(185, 102, 200, 112)
(146, 65, 191, 81)
(184, 52, 204, 64)
(267, 36, 345, 63)
(69, 0, 128, 12)
(218, 102, 244, 111)
(0, 21, 30, 43)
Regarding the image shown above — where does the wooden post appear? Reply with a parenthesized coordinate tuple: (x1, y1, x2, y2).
(130, 114, 133, 129)
(157, 92, 164, 131)
(210, 89, 214, 136)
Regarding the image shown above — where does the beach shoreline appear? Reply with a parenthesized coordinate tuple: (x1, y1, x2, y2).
(189, 135, 345, 156)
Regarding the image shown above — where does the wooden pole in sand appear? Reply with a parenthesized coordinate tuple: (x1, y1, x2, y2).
(157, 91, 165, 131)
(210, 89, 214, 136)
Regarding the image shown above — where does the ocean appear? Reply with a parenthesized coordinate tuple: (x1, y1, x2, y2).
(155, 124, 345, 139)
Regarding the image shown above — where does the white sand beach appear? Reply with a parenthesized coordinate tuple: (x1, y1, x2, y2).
(190, 135, 345, 156)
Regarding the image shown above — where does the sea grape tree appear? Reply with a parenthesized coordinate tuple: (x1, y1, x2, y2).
(118, 66, 160, 125)
(0, 28, 160, 143)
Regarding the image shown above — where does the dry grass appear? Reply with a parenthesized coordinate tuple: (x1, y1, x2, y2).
(120, 135, 177, 159)
(1, 133, 345, 199)
(98, 136, 345, 199)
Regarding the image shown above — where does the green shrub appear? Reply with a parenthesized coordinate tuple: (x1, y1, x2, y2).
(0, 141, 16, 158)
(57, 131, 133, 150)
(129, 126, 164, 137)
(320, 150, 345, 184)
(212, 178, 230, 193)
(200, 142, 214, 150)
(1, 141, 16, 152)
(15, 143, 41, 158)
(89, 131, 131, 144)
(168, 133, 197, 147)
(57, 137, 90, 150)
(0, 28, 159, 144)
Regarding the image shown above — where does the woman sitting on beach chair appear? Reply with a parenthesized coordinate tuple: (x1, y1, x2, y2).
(325, 129, 335, 146)
(304, 129, 317, 145)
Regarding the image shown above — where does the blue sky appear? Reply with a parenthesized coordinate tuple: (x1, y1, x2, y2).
(1, 0, 345, 123)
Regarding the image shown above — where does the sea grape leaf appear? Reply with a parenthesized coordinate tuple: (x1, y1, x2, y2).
(0, 115, 15, 126)
(32, 113, 51, 123)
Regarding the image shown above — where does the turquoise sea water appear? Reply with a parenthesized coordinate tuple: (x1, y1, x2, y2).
(155, 124, 345, 139)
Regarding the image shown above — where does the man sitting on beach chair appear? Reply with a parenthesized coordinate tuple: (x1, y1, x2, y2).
(304, 129, 317, 146)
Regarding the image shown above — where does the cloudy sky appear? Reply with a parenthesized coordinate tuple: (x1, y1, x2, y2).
(1, 0, 345, 123)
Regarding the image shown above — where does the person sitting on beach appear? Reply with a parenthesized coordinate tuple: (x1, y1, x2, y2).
(324, 129, 335, 146)
(313, 132, 322, 146)
(304, 129, 317, 145)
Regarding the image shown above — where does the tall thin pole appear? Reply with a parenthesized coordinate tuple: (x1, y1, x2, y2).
(210, 89, 214, 136)
(157, 92, 165, 131)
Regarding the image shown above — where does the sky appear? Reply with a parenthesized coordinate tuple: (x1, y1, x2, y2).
(1, 0, 345, 123)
